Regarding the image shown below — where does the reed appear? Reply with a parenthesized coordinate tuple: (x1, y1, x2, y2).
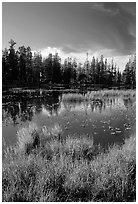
(3, 124, 136, 202)
(62, 90, 136, 104)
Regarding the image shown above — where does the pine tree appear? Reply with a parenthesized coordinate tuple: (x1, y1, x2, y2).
(32, 52, 42, 85)
(19, 46, 27, 83)
(90, 56, 96, 84)
(52, 53, 62, 83)
(26, 46, 33, 84)
(8, 39, 19, 82)
(2, 48, 10, 83)
(122, 54, 136, 88)
(43, 53, 53, 83)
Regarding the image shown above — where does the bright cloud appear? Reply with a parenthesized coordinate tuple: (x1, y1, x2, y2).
(33, 46, 130, 72)
(107, 56, 130, 71)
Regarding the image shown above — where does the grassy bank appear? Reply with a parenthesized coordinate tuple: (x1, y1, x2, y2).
(62, 89, 136, 103)
(3, 123, 136, 202)
(86, 89, 136, 99)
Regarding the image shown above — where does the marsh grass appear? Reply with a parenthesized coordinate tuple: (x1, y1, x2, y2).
(62, 90, 136, 103)
(62, 93, 87, 103)
(86, 89, 136, 99)
(17, 123, 38, 153)
(3, 123, 136, 202)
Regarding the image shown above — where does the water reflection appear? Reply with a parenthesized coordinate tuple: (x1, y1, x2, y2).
(2, 90, 136, 151)
(2, 91, 61, 125)
(2, 91, 135, 126)
(123, 98, 134, 109)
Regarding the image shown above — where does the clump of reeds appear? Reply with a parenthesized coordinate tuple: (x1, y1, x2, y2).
(86, 89, 136, 100)
(42, 123, 62, 137)
(62, 93, 87, 103)
(13, 122, 63, 157)
(2, 125, 136, 202)
(16, 122, 39, 155)
(61, 90, 136, 105)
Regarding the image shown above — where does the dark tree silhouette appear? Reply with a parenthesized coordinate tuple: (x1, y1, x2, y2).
(2, 39, 136, 89)
(8, 39, 19, 82)
(19, 46, 27, 83)
(122, 55, 136, 88)
(52, 53, 62, 83)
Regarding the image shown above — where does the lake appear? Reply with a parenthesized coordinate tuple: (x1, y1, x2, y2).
(2, 89, 136, 151)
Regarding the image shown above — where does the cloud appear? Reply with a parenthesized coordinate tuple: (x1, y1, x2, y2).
(39, 47, 89, 63)
(118, 2, 136, 16)
(107, 55, 130, 71)
(40, 47, 63, 58)
(89, 49, 130, 72)
(33, 46, 130, 72)
(91, 3, 119, 16)
(92, 49, 117, 59)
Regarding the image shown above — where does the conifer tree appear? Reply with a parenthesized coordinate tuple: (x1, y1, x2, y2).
(8, 39, 19, 82)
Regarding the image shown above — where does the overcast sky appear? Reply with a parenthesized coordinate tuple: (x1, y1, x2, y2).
(2, 2, 136, 70)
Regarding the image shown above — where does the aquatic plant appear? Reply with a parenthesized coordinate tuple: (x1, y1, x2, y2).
(41, 123, 62, 137)
(16, 123, 39, 154)
(62, 93, 87, 103)
(86, 89, 136, 99)
(61, 90, 136, 104)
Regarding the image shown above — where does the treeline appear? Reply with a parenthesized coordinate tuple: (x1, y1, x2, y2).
(2, 39, 136, 88)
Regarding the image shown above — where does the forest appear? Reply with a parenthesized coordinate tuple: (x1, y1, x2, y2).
(2, 39, 136, 88)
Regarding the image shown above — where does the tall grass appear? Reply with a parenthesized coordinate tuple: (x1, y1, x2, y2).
(3, 123, 136, 202)
(62, 93, 87, 103)
(86, 89, 136, 99)
(62, 90, 136, 103)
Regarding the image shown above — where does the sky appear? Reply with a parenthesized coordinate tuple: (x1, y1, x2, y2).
(2, 2, 136, 71)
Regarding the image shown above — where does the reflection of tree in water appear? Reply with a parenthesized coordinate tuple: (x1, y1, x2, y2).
(41, 91, 61, 116)
(123, 98, 134, 109)
(90, 99, 105, 113)
(62, 98, 105, 114)
(3, 91, 135, 125)
(2, 90, 62, 124)
(63, 101, 82, 112)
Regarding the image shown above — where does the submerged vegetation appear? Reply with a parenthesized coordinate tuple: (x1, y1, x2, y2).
(3, 123, 136, 202)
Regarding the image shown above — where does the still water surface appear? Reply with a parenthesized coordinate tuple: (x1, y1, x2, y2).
(2, 89, 136, 150)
